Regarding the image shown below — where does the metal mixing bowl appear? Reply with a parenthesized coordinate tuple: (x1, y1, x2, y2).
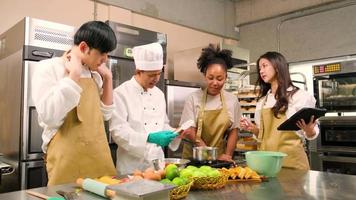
(164, 158, 190, 169)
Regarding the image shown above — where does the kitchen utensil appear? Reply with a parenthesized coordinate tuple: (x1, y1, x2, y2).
(107, 179, 175, 200)
(164, 158, 190, 169)
(56, 190, 78, 200)
(152, 159, 161, 171)
(245, 151, 287, 177)
(193, 146, 218, 161)
(173, 119, 194, 134)
(169, 120, 195, 151)
(26, 190, 64, 200)
(76, 178, 116, 198)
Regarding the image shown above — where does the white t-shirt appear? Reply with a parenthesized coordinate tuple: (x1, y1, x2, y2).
(179, 89, 241, 130)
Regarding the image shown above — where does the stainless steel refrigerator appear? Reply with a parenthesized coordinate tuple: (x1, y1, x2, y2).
(0, 17, 74, 192)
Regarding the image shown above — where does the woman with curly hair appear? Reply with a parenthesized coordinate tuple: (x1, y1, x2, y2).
(179, 44, 242, 162)
(240, 51, 319, 170)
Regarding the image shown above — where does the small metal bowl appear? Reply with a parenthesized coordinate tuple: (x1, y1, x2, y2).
(164, 158, 191, 169)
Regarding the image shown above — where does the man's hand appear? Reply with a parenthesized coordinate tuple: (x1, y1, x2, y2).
(95, 63, 112, 81)
(147, 130, 178, 147)
(64, 52, 82, 83)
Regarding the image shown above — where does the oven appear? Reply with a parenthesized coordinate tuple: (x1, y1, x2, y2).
(310, 60, 356, 175)
(313, 61, 356, 112)
(309, 116, 356, 175)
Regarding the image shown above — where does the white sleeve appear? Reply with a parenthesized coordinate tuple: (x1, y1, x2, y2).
(32, 61, 82, 128)
(290, 91, 320, 140)
(109, 90, 148, 158)
(231, 97, 242, 129)
(179, 94, 196, 127)
(91, 72, 115, 121)
(100, 101, 115, 121)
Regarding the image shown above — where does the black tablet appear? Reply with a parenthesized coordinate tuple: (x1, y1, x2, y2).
(277, 107, 327, 131)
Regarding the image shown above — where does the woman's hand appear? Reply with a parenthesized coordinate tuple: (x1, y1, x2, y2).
(296, 115, 317, 138)
(179, 127, 196, 140)
(240, 117, 258, 135)
(180, 127, 207, 146)
(218, 154, 234, 162)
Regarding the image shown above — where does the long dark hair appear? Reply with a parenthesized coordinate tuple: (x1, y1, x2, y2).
(256, 52, 298, 117)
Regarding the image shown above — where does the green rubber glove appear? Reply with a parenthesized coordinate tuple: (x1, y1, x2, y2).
(147, 130, 178, 147)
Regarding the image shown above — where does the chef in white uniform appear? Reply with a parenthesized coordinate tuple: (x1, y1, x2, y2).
(110, 42, 179, 175)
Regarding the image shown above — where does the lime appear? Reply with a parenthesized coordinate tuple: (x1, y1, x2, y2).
(172, 177, 185, 186)
(207, 169, 220, 177)
(166, 168, 179, 180)
(199, 165, 212, 171)
(192, 170, 206, 177)
(179, 168, 193, 178)
(186, 165, 198, 171)
(160, 178, 174, 185)
(180, 177, 189, 184)
(165, 164, 178, 172)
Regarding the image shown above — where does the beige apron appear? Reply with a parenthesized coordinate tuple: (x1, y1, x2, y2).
(182, 89, 231, 159)
(258, 97, 309, 170)
(46, 78, 116, 185)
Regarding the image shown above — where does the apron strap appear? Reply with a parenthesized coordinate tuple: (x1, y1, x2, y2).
(258, 95, 268, 141)
(196, 89, 227, 142)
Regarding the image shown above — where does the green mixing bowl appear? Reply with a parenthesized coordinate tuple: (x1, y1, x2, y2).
(245, 151, 287, 177)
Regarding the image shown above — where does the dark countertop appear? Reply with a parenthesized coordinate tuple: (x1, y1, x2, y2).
(0, 169, 355, 200)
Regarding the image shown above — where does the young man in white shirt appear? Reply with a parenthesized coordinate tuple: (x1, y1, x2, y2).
(32, 21, 117, 185)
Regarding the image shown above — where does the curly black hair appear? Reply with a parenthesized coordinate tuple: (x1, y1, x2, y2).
(197, 44, 233, 74)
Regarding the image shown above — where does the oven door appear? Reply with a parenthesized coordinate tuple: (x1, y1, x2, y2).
(314, 72, 356, 112)
(319, 154, 356, 175)
(20, 160, 47, 189)
(22, 61, 44, 160)
(318, 117, 356, 150)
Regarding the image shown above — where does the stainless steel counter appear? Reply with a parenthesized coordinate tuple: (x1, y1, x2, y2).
(1, 169, 355, 200)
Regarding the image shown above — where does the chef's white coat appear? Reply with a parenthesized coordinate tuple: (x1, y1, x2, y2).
(32, 57, 114, 152)
(255, 87, 319, 140)
(110, 77, 178, 175)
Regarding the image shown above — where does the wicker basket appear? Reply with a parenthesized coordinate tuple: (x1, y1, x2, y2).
(191, 173, 228, 190)
(170, 179, 194, 200)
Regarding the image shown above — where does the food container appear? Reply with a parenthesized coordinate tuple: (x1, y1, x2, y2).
(245, 151, 287, 177)
(164, 158, 190, 169)
(107, 179, 175, 200)
(193, 146, 218, 161)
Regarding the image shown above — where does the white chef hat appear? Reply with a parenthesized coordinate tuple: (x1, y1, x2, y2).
(132, 42, 163, 71)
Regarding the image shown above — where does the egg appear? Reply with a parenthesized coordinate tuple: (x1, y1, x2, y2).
(144, 167, 154, 174)
(156, 169, 166, 179)
(132, 175, 143, 181)
(133, 169, 143, 177)
(143, 171, 161, 181)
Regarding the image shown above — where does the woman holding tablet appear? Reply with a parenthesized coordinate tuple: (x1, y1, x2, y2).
(240, 52, 319, 170)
